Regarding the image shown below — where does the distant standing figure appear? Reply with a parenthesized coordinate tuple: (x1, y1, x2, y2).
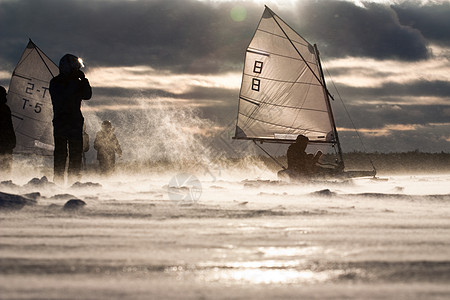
(94, 120, 122, 175)
(82, 123, 90, 169)
(49, 54, 92, 184)
(0, 86, 16, 177)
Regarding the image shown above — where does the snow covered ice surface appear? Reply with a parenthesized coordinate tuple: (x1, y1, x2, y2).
(1, 166, 450, 299)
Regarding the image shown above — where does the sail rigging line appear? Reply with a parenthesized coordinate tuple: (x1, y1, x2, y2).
(236, 136, 339, 145)
(256, 28, 311, 50)
(11, 74, 32, 81)
(265, 6, 325, 90)
(11, 115, 24, 121)
(253, 140, 287, 170)
(239, 88, 272, 131)
(239, 96, 260, 106)
(247, 37, 316, 65)
(323, 65, 377, 173)
(314, 44, 344, 165)
(247, 49, 270, 57)
(15, 130, 42, 140)
(240, 99, 261, 130)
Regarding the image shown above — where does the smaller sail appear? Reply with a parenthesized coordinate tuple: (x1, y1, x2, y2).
(7, 40, 59, 155)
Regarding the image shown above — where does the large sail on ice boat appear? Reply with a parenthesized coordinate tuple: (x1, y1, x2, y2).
(7, 39, 58, 156)
(233, 6, 376, 178)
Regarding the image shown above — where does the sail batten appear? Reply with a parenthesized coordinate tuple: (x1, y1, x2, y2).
(234, 6, 336, 144)
(239, 99, 329, 113)
(239, 114, 332, 135)
(242, 72, 323, 86)
(7, 40, 59, 156)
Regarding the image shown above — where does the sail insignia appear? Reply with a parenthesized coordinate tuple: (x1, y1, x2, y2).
(7, 39, 59, 156)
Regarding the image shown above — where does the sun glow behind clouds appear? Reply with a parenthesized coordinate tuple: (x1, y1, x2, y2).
(87, 66, 241, 93)
(198, 0, 297, 6)
(337, 123, 450, 137)
(82, 98, 221, 113)
(324, 48, 450, 88)
(0, 70, 10, 82)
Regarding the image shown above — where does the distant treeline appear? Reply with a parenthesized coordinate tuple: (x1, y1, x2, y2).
(254, 151, 450, 174)
(342, 151, 450, 174)
(112, 151, 450, 175)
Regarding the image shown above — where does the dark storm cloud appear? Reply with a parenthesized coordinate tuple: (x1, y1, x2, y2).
(338, 79, 450, 99)
(334, 102, 450, 153)
(333, 102, 449, 130)
(293, 0, 430, 60)
(1, 0, 446, 75)
(393, 2, 450, 47)
(0, 0, 260, 74)
(331, 78, 450, 133)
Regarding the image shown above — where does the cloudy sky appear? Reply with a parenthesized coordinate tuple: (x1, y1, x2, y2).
(0, 0, 449, 157)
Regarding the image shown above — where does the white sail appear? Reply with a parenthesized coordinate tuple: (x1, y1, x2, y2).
(234, 7, 336, 143)
(7, 40, 58, 155)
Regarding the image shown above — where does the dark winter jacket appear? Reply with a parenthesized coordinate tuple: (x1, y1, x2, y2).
(0, 101, 16, 153)
(94, 129, 122, 163)
(287, 143, 307, 172)
(49, 54, 92, 140)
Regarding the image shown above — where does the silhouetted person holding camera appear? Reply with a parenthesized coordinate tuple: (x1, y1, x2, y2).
(49, 54, 92, 184)
(0, 86, 16, 178)
(94, 120, 122, 175)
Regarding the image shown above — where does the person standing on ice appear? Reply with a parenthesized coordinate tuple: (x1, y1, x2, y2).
(49, 54, 92, 184)
(0, 86, 16, 178)
(94, 120, 122, 175)
(82, 123, 90, 170)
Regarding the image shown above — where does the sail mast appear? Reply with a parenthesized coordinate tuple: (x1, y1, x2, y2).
(314, 44, 344, 166)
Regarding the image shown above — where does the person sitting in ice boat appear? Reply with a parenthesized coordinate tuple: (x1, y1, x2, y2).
(94, 120, 122, 175)
(285, 134, 322, 178)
